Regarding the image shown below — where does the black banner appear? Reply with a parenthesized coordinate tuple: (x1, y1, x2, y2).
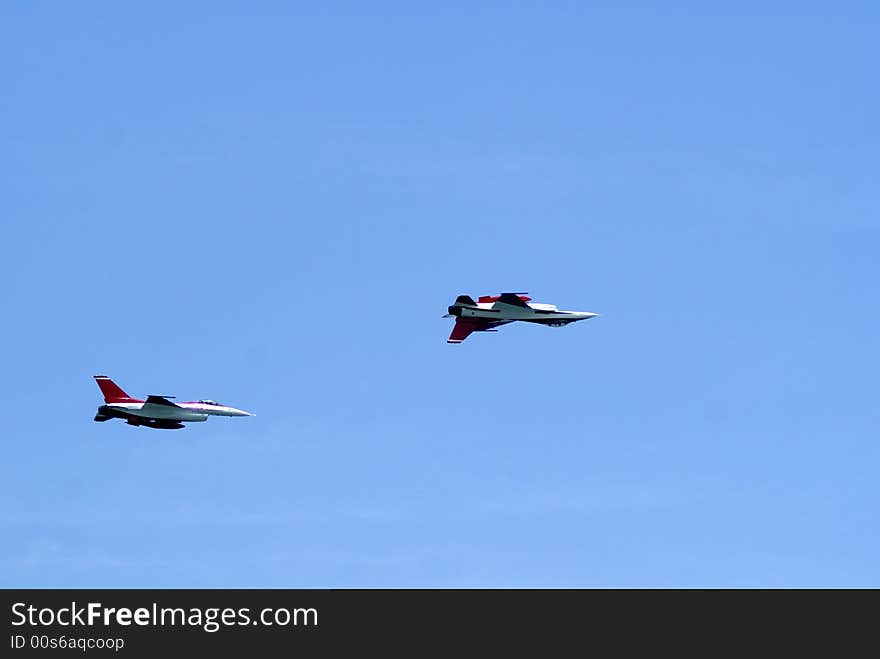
(1, 588, 869, 655)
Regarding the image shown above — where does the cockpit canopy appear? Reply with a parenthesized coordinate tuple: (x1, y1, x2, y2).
(198, 399, 222, 406)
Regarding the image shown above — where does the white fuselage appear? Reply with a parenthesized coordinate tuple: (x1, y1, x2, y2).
(105, 402, 252, 422)
(459, 302, 599, 323)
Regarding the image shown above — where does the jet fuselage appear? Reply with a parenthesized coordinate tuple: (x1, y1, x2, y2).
(444, 293, 599, 343)
(447, 301, 598, 326)
(93, 375, 253, 430)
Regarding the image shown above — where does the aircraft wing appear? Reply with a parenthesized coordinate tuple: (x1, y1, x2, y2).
(492, 293, 531, 310)
(140, 395, 181, 415)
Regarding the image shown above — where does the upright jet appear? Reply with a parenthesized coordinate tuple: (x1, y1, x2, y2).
(444, 293, 599, 343)
(93, 375, 253, 429)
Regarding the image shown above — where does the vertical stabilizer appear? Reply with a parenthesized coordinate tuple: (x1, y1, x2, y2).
(94, 375, 139, 403)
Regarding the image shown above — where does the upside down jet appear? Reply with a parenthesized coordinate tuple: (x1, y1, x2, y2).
(444, 293, 599, 343)
(93, 375, 253, 429)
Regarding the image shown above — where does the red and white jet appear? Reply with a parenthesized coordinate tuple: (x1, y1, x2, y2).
(444, 293, 599, 344)
(93, 375, 254, 430)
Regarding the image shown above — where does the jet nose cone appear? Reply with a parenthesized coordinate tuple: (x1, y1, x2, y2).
(231, 408, 254, 417)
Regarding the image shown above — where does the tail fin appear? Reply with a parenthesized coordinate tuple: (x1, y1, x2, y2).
(94, 375, 137, 403)
(454, 294, 477, 306)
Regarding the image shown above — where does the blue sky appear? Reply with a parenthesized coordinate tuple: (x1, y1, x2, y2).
(1, 1, 878, 587)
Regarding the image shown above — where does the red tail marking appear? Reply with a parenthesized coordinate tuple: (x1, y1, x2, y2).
(448, 318, 486, 343)
(94, 375, 143, 403)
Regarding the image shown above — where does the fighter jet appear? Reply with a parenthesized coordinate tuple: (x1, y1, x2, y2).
(444, 293, 599, 343)
(92, 375, 253, 429)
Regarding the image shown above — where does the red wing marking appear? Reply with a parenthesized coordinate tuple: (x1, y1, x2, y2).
(478, 294, 532, 303)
